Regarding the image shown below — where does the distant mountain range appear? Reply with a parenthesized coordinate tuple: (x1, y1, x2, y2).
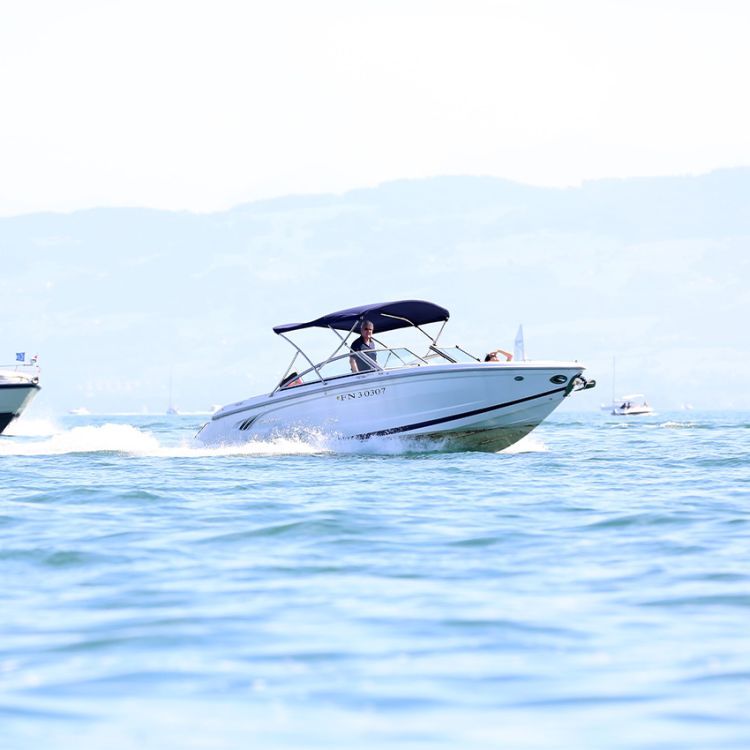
(3, 168, 749, 413)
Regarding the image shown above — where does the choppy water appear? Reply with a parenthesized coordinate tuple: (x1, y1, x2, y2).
(1, 410, 749, 749)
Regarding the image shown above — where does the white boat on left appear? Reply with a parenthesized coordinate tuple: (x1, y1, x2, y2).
(0, 360, 41, 435)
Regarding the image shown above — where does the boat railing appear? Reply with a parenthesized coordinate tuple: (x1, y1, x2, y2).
(275, 346, 434, 392)
(0, 362, 41, 385)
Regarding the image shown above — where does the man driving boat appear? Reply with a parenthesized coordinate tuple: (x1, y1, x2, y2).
(349, 320, 377, 372)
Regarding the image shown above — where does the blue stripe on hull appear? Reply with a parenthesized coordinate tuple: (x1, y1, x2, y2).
(0, 412, 16, 433)
(353, 385, 567, 439)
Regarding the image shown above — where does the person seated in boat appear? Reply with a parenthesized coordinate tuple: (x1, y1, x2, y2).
(281, 371, 303, 388)
(350, 320, 378, 372)
(484, 349, 513, 362)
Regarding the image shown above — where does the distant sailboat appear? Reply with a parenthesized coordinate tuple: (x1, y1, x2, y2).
(603, 357, 654, 416)
(513, 324, 525, 362)
(166, 370, 179, 415)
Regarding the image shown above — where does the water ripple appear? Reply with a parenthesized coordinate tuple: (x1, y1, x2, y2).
(2, 410, 750, 750)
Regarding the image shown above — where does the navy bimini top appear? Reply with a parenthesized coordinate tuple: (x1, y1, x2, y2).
(273, 299, 449, 335)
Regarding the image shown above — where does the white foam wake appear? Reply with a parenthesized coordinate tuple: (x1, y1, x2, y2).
(1, 422, 548, 457)
(0, 422, 328, 457)
(2, 417, 60, 438)
(1, 423, 159, 456)
(501, 434, 548, 453)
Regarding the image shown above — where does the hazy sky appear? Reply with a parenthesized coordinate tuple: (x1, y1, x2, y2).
(2, 0, 749, 216)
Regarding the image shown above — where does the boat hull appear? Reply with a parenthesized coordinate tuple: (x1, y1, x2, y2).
(611, 406, 654, 416)
(196, 363, 585, 452)
(0, 383, 41, 434)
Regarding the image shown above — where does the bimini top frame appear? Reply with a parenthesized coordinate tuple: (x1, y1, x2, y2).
(270, 300, 451, 394)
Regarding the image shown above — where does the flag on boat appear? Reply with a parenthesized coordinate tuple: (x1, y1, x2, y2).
(16, 352, 25, 362)
(513, 325, 525, 362)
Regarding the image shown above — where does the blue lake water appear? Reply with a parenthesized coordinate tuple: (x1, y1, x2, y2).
(2, 410, 749, 749)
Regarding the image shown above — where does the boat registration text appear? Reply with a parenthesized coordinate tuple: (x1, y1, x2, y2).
(336, 387, 386, 402)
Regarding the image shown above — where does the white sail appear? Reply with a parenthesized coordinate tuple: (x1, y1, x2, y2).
(514, 324, 525, 362)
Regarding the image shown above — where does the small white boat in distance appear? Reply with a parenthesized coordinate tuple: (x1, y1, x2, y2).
(166, 372, 179, 415)
(0, 361, 41, 435)
(610, 394, 654, 416)
(196, 300, 596, 452)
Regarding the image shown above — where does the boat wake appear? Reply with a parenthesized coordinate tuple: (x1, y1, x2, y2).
(502, 434, 548, 453)
(1, 423, 159, 456)
(0, 422, 546, 457)
(659, 420, 697, 429)
(1, 416, 60, 438)
(0, 422, 324, 457)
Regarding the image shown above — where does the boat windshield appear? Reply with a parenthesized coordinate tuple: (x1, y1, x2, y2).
(428, 346, 480, 364)
(0, 362, 40, 384)
(275, 344, 485, 392)
(276, 346, 435, 390)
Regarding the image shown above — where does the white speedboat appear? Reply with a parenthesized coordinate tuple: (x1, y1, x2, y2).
(610, 394, 654, 416)
(0, 362, 41, 435)
(196, 300, 596, 452)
